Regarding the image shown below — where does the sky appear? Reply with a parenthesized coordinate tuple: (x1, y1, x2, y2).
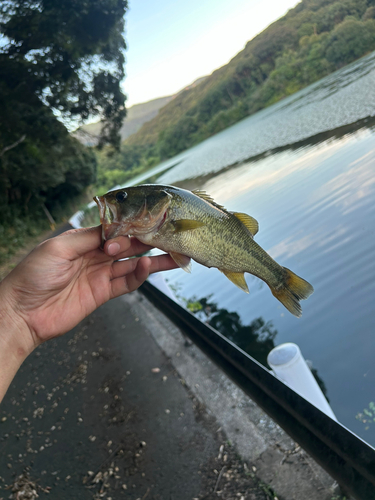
(123, 0, 300, 107)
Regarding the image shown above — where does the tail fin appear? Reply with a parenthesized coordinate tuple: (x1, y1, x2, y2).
(271, 267, 314, 318)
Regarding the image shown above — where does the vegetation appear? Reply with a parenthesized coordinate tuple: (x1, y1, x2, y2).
(79, 96, 174, 143)
(356, 401, 375, 430)
(97, 0, 375, 182)
(95, 143, 160, 193)
(3, 0, 375, 263)
(0, 0, 128, 265)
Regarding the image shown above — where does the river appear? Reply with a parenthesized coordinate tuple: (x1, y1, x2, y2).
(93, 51, 375, 447)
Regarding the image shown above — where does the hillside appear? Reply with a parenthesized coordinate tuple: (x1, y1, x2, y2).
(124, 0, 375, 158)
(95, 0, 375, 191)
(77, 95, 173, 144)
(77, 76, 208, 145)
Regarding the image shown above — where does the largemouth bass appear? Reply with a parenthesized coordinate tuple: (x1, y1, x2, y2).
(94, 184, 313, 317)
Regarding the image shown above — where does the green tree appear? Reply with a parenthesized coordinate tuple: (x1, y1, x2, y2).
(0, 0, 127, 260)
(0, 0, 127, 149)
(325, 18, 375, 65)
(0, 0, 128, 209)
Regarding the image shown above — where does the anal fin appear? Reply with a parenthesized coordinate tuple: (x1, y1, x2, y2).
(169, 252, 192, 273)
(221, 270, 249, 293)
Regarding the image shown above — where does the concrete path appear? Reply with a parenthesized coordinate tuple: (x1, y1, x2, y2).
(0, 286, 343, 499)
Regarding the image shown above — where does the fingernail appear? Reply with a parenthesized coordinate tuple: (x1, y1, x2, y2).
(107, 242, 120, 256)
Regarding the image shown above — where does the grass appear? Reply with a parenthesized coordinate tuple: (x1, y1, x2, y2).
(0, 220, 54, 280)
(0, 214, 50, 266)
(0, 190, 94, 279)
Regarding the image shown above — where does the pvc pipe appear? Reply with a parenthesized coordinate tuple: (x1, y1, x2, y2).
(267, 343, 337, 421)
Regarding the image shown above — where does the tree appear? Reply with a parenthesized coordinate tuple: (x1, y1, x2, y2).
(325, 18, 375, 65)
(0, 0, 128, 149)
(0, 0, 129, 227)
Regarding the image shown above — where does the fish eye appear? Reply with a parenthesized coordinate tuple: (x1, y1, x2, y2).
(115, 191, 127, 203)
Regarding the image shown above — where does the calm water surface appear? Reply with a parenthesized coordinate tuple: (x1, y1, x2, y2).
(100, 53, 375, 445)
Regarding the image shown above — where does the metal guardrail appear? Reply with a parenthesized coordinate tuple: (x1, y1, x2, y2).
(141, 280, 375, 500)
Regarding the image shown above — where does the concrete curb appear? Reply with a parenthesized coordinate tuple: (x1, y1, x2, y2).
(129, 290, 343, 500)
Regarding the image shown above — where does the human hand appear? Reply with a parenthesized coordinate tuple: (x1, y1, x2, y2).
(0, 226, 177, 398)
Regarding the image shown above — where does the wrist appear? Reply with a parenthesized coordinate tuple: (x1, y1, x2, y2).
(0, 280, 35, 401)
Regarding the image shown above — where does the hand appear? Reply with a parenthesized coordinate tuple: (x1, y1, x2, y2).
(2, 225, 177, 346)
(0, 226, 177, 400)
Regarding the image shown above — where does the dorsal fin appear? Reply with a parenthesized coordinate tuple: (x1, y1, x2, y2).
(231, 212, 259, 236)
(192, 189, 226, 211)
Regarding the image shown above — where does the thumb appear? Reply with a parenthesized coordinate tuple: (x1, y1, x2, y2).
(52, 226, 102, 259)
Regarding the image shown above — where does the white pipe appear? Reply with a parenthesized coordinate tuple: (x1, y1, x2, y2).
(267, 343, 337, 421)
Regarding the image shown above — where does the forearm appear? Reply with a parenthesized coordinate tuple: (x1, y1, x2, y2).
(0, 282, 34, 402)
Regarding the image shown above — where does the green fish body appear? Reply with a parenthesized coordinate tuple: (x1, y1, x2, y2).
(94, 184, 314, 317)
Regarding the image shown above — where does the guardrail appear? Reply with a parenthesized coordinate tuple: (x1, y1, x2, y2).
(68, 207, 375, 499)
(141, 279, 375, 500)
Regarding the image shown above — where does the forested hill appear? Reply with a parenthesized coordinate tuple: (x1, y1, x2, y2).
(122, 0, 375, 162)
(78, 76, 207, 145)
(77, 96, 174, 144)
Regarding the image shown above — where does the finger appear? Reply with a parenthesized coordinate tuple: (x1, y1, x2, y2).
(104, 235, 131, 257)
(110, 256, 148, 298)
(110, 255, 178, 298)
(122, 256, 153, 293)
(49, 226, 102, 259)
(111, 253, 177, 280)
(105, 236, 154, 260)
(148, 253, 178, 274)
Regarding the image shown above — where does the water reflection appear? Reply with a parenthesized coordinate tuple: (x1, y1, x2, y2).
(186, 295, 276, 366)
(130, 53, 375, 446)
(158, 120, 375, 445)
(184, 294, 328, 399)
(310, 146, 375, 216)
(166, 114, 375, 194)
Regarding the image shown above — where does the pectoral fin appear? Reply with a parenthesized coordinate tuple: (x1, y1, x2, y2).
(221, 270, 249, 293)
(173, 219, 205, 232)
(169, 252, 192, 273)
(232, 212, 259, 236)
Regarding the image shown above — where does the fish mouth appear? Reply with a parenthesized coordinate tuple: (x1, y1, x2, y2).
(94, 196, 123, 241)
(93, 192, 171, 242)
(94, 196, 106, 222)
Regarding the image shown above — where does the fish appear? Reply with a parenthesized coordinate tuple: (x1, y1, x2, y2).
(94, 184, 314, 317)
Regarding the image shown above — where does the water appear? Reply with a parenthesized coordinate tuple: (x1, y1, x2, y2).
(87, 52, 375, 445)
(134, 52, 375, 446)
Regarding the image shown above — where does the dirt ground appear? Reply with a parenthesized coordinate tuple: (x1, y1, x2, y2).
(0, 294, 279, 500)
